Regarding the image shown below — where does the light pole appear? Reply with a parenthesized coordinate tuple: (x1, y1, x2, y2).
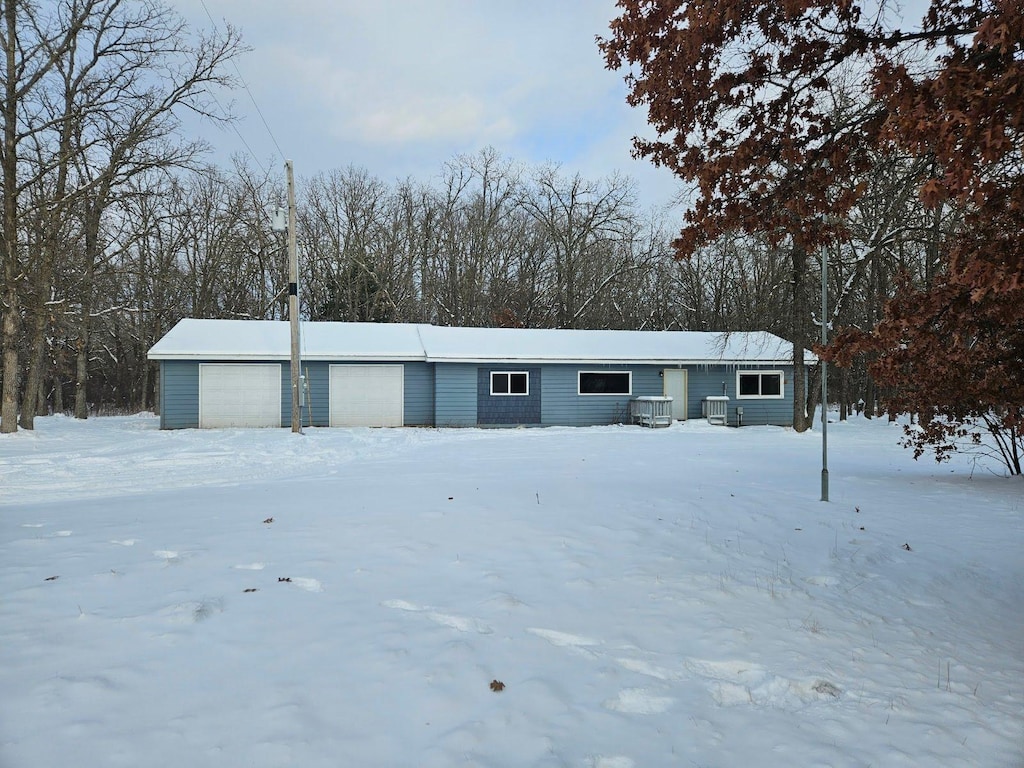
(820, 243, 829, 502)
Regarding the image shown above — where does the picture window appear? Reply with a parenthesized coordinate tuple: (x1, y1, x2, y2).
(578, 371, 632, 395)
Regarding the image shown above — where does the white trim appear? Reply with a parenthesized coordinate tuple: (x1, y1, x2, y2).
(425, 356, 794, 365)
(736, 370, 785, 399)
(490, 370, 530, 396)
(578, 370, 632, 396)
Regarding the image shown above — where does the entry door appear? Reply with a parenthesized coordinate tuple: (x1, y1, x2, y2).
(663, 369, 688, 420)
(329, 364, 404, 427)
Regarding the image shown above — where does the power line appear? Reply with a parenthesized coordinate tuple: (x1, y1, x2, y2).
(196, 0, 287, 167)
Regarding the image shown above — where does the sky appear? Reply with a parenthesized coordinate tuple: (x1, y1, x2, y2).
(173, 0, 683, 211)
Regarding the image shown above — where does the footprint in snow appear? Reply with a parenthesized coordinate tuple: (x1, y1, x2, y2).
(614, 657, 682, 682)
(289, 577, 323, 593)
(382, 599, 493, 634)
(526, 627, 600, 657)
(602, 688, 674, 714)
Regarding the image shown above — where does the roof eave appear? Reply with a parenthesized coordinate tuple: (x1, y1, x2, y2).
(424, 356, 797, 365)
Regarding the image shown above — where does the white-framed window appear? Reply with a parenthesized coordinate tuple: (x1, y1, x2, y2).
(578, 370, 632, 396)
(736, 370, 784, 399)
(490, 371, 529, 396)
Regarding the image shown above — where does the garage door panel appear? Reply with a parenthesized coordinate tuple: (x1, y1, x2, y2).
(200, 364, 282, 428)
(330, 365, 404, 427)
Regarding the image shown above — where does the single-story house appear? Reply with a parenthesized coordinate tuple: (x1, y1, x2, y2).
(147, 319, 811, 429)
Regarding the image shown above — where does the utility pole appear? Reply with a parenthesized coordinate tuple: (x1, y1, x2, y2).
(286, 160, 302, 434)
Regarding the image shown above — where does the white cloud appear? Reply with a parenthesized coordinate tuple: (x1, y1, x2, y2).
(177, 0, 677, 206)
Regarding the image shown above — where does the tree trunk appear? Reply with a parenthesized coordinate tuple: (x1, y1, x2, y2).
(74, 329, 89, 419)
(838, 366, 849, 421)
(0, 2, 19, 433)
(19, 307, 49, 429)
(0, 293, 18, 432)
(36, 374, 48, 417)
(53, 374, 64, 414)
(139, 353, 151, 411)
(805, 360, 822, 427)
(74, 202, 102, 420)
(791, 244, 810, 432)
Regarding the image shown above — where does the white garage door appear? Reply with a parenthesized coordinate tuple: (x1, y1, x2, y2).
(330, 365, 404, 427)
(199, 364, 282, 428)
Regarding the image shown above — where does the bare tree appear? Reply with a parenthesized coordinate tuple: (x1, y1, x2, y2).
(1, 0, 243, 430)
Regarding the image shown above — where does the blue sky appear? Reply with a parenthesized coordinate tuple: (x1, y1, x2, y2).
(176, 0, 682, 210)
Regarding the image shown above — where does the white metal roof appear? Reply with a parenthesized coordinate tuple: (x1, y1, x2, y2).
(147, 320, 427, 362)
(147, 319, 810, 364)
(417, 325, 799, 364)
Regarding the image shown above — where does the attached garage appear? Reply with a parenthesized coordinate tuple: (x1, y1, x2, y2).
(329, 364, 404, 427)
(199, 363, 281, 428)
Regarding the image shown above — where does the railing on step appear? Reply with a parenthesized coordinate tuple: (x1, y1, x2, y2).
(629, 396, 673, 428)
(702, 395, 729, 426)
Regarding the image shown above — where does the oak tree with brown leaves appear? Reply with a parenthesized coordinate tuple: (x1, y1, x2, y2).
(600, 0, 1023, 471)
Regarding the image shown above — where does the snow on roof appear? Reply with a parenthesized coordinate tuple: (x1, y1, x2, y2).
(418, 325, 798, 363)
(147, 319, 428, 362)
(147, 319, 809, 364)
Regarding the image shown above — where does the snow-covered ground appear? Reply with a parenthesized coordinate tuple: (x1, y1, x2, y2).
(1, 414, 1021, 767)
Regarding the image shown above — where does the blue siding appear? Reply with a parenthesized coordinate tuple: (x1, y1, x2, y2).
(160, 358, 797, 430)
(160, 361, 200, 429)
(404, 362, 435, 426)
(687, 364, 795, 426)
(477, 367, 541, 425)
(296, 361, 329, 427)
(279, 363, 292, 425)
(434, 363, 477, 427)
(539, 364, 662, 426)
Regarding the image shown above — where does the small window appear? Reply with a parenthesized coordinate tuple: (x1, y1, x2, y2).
(578, 371, 632, 395)
(491, 371, 529, 396)
(736, 371, 784, 399)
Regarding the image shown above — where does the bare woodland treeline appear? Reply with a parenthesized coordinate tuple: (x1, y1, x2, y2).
(1, 0, 955, 434)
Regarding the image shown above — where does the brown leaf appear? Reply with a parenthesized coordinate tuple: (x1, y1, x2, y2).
(489, 680, 505, 692)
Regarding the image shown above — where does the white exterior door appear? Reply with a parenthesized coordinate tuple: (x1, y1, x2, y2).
(663, 369, 688, 420)
(199, 364, 282, 428)
(329, 365, 404, 427)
